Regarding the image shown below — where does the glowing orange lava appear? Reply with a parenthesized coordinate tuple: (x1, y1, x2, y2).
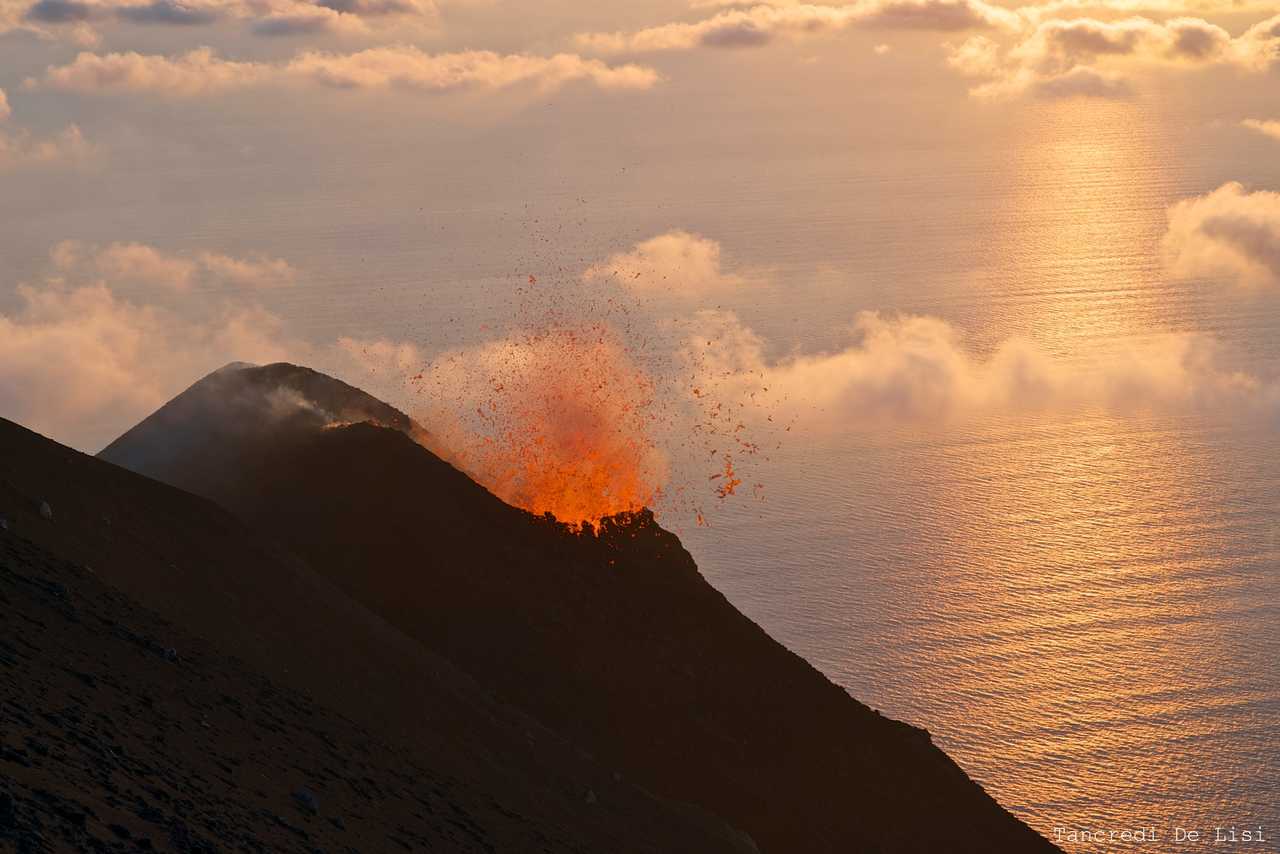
(414, 324, 668, 530)
(351, 237, 785, 531)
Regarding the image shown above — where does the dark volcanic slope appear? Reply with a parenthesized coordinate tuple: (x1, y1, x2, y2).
(1, 533, 571, 853)
(101, 363, 1062, 854)
(0, 417, 757, 854)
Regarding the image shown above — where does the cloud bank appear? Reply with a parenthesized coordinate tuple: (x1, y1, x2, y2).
(615, 234, 1280, 430)
(30, 46, 661, 96)
(1164, 182, 1280, 288)
(0, 242, 307, 450)
(583, 230, 747, 293)
(1242, 118, 1280, 142)
(947, 13, 1280, 98)
(52, 240, 299, 289)
(567, 0, 1280, 97)
(0, 124, 91, 171)
(0, 88, 92, 172)
(12, 0, 438, 42)
(685, 309, 1279, 429)
(575, 0, 1020, 54)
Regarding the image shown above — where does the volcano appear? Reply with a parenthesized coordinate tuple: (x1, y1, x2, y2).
(0, 416, 753, 853)
(93, 361, 1060, 854)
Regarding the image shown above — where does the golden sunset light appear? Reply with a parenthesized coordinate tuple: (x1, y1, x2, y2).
(2, 0, 1278, 851)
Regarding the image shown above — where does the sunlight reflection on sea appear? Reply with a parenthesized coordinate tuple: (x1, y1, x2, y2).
(680, 98, 1280, 851)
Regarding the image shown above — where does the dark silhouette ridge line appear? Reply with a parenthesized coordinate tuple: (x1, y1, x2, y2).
(1, 533, 588, 853)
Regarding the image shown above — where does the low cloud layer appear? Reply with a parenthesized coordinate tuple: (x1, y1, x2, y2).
(30, 46, 660, 97)
(583, 230, 747, 293)
(0, 242, 308, 450)
(654, 234, 1280, 427)
(947, 13, 1280, 98)
(1014, 0, 1277, 20)
(0, 88, 92, 172)
(1242, 118, 1280, 142)
(12, 0, 438, 43)
(565, 0, 1280, 99)
(686, 309, 1279, 429)
(0, 124, 91, 171)
(602, 233, 1280, 431)
(576, 0, 1020, 54)
(52, 240, 299, 289)
(1164, 182, 1280, 288)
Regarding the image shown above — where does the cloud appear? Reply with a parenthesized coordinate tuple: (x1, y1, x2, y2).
(251, 12, 348, 35)
(0, 94, 93, 172)
(946, 32, 1003, 74)
(564, 230, 1280, 429)
(1164, 182, 1280, 288)
(115, 0, 219, 25)
(9, 0, 438, 43)
(0, 243, 310, 451)
(197, 251, 298, 288)
(0, 0, 88, 38)
(701, 0, 1280, 20)
(0, 0, 24, 32)
(1233, 12, 1280, 71)
(685, 309, 1280, 429)
(583, 231, 747, 292)
(1010, 16, 1233, 70)
(334, 336, 423, 378)
(51, 240, 299, 289)
(33, 48, 271, 96)
(947, 14, 1279, 98)
(91, 242, 199, 288)
(0, 125, 91, 170)
(1242, 118, 1280, 142)
(284, 48, 659, 91)
(30, 46, 661, 96)
(24, 0, 92, 22)
(1015, 0, 1276, 21)
(575, 0, 1020, 54)
(317, 0, 429, 16)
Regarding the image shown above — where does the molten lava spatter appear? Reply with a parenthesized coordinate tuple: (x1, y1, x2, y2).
(413, 324, 668, 530)
(350, 223, 785, 532)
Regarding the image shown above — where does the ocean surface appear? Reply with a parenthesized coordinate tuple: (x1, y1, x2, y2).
(679, 97, 1280, 849)
(4, 66, 1278, 850)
